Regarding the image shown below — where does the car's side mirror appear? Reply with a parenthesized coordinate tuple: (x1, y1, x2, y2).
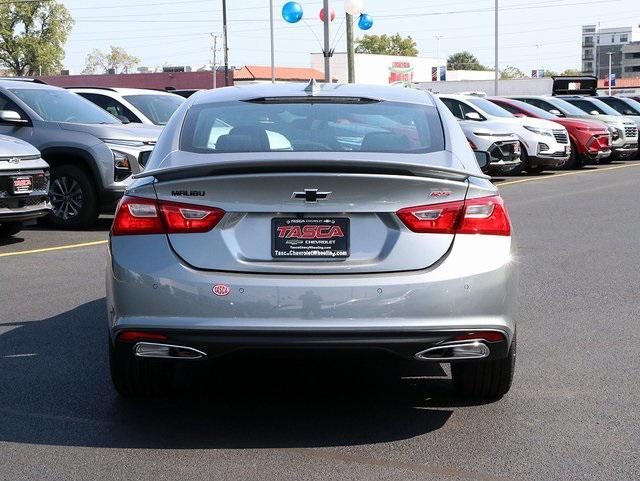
(549, 109, 563, 116)
(115, 114, 131, 124)
(514, 112, 526, 118)
(590, 110, 599, 115)
(474, 151, 490, 170)
(0, 110, 28, 124)
(465, 111, 482, 121)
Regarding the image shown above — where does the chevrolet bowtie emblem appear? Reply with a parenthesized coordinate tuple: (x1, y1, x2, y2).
(292, 189, 331, 202)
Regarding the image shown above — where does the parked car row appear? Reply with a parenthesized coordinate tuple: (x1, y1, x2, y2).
(2, 77, 640, 237)
(0, 79, 187, 234)
(437, 93, 634, 174)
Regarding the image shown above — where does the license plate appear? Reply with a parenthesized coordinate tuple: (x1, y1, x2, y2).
(272, 217, 349, 259)
(12, 176, 33, 194)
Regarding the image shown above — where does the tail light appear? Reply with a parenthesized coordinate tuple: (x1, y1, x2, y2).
(118, 331, 168, 342)
(112, 195, 225, 236)
(453, 331, 505, 342)
(397, 195, 511, 236)
(467, 139, 477, 150)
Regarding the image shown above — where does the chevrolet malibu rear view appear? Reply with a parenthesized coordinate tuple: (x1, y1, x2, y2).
(106, 83, 517, 399)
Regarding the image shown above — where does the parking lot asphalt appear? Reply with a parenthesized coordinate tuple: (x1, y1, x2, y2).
(0, 161, 639, 481)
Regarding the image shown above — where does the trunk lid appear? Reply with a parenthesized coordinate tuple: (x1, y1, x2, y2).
(151, 159, 471, 274)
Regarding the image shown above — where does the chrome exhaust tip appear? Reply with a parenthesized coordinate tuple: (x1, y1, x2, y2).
(134, 342, 207, 360)
(414, 341, 490, 362)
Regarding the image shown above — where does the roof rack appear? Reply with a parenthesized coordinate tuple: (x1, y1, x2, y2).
(0, 77, 47, 84)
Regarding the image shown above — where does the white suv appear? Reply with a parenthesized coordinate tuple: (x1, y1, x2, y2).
(69, 87, 184, 126)
(440, 95, 570, 174)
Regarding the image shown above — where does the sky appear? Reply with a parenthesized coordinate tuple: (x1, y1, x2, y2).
(60, 0, 640, 74)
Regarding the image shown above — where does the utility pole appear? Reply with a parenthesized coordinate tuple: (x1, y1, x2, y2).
(346, 13, 355, 83)
(607, 52, 613, 96)
(322, 0, 331, 83)
(494, 0, 499, 95)
(434, 35, 443, 59)
(211, 34, 218, 89)
(269, 0, 275, 83)
(222, 0, 229, 86)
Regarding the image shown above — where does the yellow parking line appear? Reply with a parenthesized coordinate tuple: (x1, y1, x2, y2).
(498, 162, 640, 187)
(0, 240, 107, 258)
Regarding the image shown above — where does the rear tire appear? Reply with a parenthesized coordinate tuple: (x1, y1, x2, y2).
(47, 165, 99, 229)
(451, 333, 516, 399)
(109, 340, 173, 398)
(0, 221, 23, 237)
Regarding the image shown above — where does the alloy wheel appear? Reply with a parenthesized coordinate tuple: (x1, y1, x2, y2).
(50, 175, 84, 220)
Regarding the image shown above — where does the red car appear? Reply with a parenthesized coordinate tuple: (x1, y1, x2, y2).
(489, 97, 612, 169)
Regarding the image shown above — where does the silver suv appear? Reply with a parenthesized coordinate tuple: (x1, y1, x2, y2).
(0, 135, 50, 237)
(0, 79, 161, 228)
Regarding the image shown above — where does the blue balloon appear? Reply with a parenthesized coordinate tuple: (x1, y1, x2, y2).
(282, 2, 303, 23)
(358, 13, 373, 30)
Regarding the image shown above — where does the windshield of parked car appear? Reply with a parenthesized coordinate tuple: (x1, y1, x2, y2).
(9, 88, 120, 124)
(467, 98, 514, 118)
(497, 99, 559, 120)
(180, 100, 445, 154)
(547, 98, 590, 116)
(599, 97, 640, 116)
(566, 98, 621, 116)
(124, 94, 184, 125)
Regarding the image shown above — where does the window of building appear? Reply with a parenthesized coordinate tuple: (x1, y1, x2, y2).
(612, 35, 616, 43)
(620, 34, 628, 42)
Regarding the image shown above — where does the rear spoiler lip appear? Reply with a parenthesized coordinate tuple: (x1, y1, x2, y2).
(135, 158, 490, 182)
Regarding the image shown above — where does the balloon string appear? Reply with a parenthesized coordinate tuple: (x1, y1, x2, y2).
(330, 19, 345, 51)
(301, 18, 325, 51)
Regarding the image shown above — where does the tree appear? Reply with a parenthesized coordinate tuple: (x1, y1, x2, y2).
(446, 51, 490, 71)
(0, 1, 73, 76)
(500, 65, 527, 79)
(83, 46, 140, 74)
(355, 34, 418, 56)
(561, 68, 583, 76)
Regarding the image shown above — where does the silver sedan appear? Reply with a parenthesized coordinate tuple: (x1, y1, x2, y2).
(106, 82, 517, 399)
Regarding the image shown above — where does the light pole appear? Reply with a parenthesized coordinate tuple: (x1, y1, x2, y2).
(269, 0, 275, 83)
(494, 0, 499, 95)
(322, 0, 332, 82)
(222, 0, 229, 86)
(434, 35, 443, 59)
(607, 52, 613, 95)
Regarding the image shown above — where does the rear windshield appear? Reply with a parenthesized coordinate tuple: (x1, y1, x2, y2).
(180, 100, 444, 154)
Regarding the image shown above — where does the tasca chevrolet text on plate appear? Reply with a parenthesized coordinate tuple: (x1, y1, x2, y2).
(106, 82, 517, 399)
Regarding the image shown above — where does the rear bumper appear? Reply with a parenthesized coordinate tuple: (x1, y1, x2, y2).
(106, 234, 517, 359)
(112, 329, 511, 361)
